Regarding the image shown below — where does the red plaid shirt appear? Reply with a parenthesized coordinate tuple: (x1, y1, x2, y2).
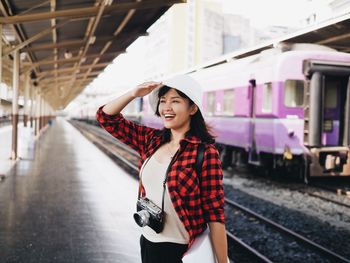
(96, 107, 225, 248)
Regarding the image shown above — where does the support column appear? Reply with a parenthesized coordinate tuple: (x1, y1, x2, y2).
(29, 84, 34, 128)
(42, 99, 46, 128)
(23, 73, 30, 127)
(11, 49, 20, 160)
(34, 93, 40, 136)
(39, 96, 43, 132)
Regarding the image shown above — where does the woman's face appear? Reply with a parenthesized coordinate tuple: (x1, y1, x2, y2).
(158, 88, 197, 132)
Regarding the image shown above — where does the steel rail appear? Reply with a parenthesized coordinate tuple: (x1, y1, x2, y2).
(299, 190, 350, 209)
(226, 231, 274, 263)
(309, 182, 350, 196)
(73, 121, 139, 157)
(70, 121, 139, 171)
(225, 198, 350, 263)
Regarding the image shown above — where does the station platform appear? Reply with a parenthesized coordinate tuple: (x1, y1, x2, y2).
(0, 118, 141, 263)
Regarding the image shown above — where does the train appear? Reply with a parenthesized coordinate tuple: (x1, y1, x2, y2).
(76, 43, 350, 183)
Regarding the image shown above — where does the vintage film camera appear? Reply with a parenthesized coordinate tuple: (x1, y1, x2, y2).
(133, 197, 164, 233)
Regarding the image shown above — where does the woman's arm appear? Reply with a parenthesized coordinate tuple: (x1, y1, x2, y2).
(199, 144, 227, 262)
(102, 81, 162, 115)
(96, 82, 162, 155)
(208, 222, 228, 263)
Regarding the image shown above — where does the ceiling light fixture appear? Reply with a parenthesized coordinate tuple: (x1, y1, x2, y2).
(64, 50, 72, 59)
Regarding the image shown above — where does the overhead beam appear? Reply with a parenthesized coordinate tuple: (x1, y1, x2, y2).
(20, 36, 115, 52)
(40, 78, 94, 93)
(317, 32, 350, 45)
(0, 1, 40, 82)
(0, 0, 185, 24)
(2, 20, 70, 57)
(22, 39, 84, 52)
(327, 44, 350, 52)
(37, 62, 109, 77)
(21, 51, 122, 72)
(41, 77, 94, 89)
(46, 79, 93, 87)
(66, 0, 138, 105)
(40, 70, 101, 82)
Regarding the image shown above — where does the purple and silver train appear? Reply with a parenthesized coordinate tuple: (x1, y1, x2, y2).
(138, 43, 350, 182)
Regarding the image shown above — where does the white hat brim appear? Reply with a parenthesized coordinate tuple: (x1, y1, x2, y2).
(148, 75, 203, 114)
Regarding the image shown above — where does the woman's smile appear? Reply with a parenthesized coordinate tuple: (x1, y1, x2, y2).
(163, 113, 176, 121)
(158, 89, 195, 133)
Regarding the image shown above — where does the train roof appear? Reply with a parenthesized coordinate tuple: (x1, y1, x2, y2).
(190, 44, 350, 91)
(0, 0, 184, 110)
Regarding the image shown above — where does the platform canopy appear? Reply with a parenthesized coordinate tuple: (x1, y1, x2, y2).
(0, 0, 185, 110)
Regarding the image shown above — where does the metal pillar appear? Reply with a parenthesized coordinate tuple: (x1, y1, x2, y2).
(23, 73, 30, 127)
(29, 84, 34, 128)
(11, 50, 20, 160)
(39, 96, 43, 132)
(34, 93, 40, 136)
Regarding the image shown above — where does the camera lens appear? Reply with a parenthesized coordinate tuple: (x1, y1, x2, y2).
(133, 210, 150, 227)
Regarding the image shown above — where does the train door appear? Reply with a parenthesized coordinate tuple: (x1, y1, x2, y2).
(323, 76, 348, 146)
(303, 59, 350, 177)
(307, 73, 349, 147)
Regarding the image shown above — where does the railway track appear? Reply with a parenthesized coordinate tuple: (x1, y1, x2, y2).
(71, 120, 350, 263)
(309, 181, 350, 196)
(296, 187, 350, 209)
(229, 169, 350, 210)
(225, 198, 350, 263)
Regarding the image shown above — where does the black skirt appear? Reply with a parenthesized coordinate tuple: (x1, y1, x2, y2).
(140, 235, 188, 263)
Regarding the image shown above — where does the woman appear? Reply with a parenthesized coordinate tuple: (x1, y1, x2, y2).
(96, 74, 227, 263)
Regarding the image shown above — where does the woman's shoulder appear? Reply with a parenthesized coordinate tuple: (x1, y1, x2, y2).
(201, 143, 220, 159)
(201, 142, 218, 151)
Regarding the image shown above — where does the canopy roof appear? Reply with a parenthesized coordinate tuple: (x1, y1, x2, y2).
(0, 0, 184, 109)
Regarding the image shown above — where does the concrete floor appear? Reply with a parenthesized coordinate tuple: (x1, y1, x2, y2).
(0, 118, 141, 263)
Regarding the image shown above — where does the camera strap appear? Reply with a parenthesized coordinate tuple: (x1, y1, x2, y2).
(138, 142, 205, 215)
(161, 143, 205, 212)
(195, 143, 205, 183)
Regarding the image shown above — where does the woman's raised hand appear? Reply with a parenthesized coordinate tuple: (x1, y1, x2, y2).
(131, 81, 162, 98)
(102, 81, 162, 115)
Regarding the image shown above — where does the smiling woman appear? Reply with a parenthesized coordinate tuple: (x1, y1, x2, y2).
(96, 74, 228, 263)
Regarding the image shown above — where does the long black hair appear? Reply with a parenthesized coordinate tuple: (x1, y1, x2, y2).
(154, 85, 215, 144)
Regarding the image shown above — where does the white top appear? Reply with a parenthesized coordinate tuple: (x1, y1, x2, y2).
(140, 154, 190, 244)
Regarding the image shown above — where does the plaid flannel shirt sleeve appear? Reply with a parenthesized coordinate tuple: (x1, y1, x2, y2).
(96, 106, 155, 156)
(200, 145, 225, 223)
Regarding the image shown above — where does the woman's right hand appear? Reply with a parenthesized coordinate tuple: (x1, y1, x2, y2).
(130, 81, 162, 98)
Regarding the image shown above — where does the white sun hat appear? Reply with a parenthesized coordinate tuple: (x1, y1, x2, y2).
(148, 74, 204, 114)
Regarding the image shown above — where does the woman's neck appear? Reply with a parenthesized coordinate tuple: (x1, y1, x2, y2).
(169, 129, 187, 145)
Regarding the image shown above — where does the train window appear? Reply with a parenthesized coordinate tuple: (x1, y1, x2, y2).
(223, 90, 234, 115)
(262, 82, 272, 113)
(207, 91, 216, 116)
(325, 80, 338, 108)
(284, 80, 304, 107)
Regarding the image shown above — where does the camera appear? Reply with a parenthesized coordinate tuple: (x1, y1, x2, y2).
(133, 197, 164, 233)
